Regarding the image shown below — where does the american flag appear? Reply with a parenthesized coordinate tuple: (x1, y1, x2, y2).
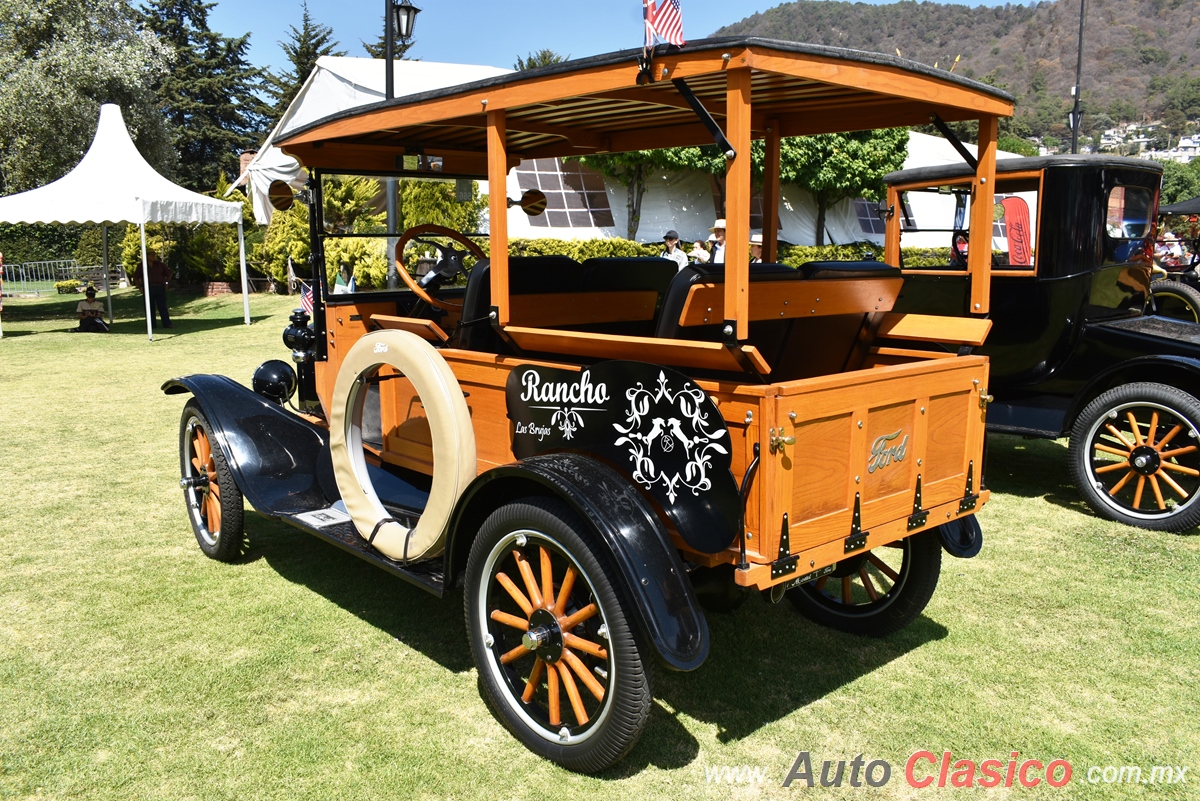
(300, 282, 314, 314)
(649, 0, 684, 47)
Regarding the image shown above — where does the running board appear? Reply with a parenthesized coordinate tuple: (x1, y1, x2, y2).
(282, 512, 445, 596)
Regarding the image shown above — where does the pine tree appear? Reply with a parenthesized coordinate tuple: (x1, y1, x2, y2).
(266, 1, 345, 121)
(514, 49, 568, 71)
(142, 0, 271, 190)
(361, 23, 414, 60)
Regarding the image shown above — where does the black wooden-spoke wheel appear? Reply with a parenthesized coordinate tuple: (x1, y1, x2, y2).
(179, 401, 244, 561)
(1069, 383, 1200, 532)
(787, 530, 941, 637)
(465, 498, 651, 773)
(1150, 280, 1200, 323)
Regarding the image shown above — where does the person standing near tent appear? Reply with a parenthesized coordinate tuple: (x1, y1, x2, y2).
(134, 248, 173, 328)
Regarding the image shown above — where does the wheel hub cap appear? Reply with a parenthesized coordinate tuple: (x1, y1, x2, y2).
(524, 608, 564, 663)
(1130, 445, 1161, 476)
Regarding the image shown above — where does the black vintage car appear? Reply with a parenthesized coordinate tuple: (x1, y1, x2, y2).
(884, 155, 1200, 532)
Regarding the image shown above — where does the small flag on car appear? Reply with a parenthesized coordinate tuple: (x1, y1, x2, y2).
(646, 0, 684, 47)
(300, 282, 314, 314)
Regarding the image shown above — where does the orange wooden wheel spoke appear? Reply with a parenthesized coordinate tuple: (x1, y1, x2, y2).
(1094, 443, 1131, 458)
(1095, 460, 1131, 474)
(495, 572, 533, 616)
(195, 429, 210, 463)
(1159, 445, 1198, 459)
(1126, 411, 1144, 445)
(1105, 424, 1135, 449)
(489, 610, 529, 631)
(539, 547, 554, 610)
(859, 568, 880, 601)
(1149, 475, 1166, 510)
(1161, 461, 1200, 476)
(499, 643, 530, 665)
(1109, 469, 1135, 496)
(1156, 425, 1183, 451)
(867, 553, 899, 582)
(841, 577, 853, 605)
(547, 660, 561, 726)
(513, 550, 544, 609)
(1147, 412, 1159, 447)
(561, 648, 605, 702)
(556, 662, 588, 725)
(563, 632, 607, 660)
(553, 566, 576, 616)
(1133, 475, 1146, 508)
(191, 455, 205, 473)
(522, 658, 544, 703)
(815, 576, 828, 591)
(206, 493, 221, 531)
(558, 603, 597, 631)
(1157, 469, 1189, 499)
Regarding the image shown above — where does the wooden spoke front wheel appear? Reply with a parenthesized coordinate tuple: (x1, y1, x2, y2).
(465, 498, 651, 773)
(1070, 383, 1200, 532)
(179, 401, 244, 561)
(787, 530, 941, 637)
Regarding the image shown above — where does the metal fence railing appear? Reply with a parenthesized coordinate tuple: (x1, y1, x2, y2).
(1, 260, 126, 296)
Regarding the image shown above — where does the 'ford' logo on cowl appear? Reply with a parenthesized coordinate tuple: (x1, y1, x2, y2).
(868, 429, 909, 473)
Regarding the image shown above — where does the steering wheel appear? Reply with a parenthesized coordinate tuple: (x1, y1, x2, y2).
(951, 231, 969, 267)
(394, 224, 487, 311)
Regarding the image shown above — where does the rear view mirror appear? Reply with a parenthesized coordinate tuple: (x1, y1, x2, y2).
(508, 189, 547, 217)
(268, 180, 296, 212)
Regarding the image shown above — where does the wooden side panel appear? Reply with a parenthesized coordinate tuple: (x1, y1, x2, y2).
(789, 414, 854, 521)
(509, 290, 659, 328)
(679, 277, 902, 326)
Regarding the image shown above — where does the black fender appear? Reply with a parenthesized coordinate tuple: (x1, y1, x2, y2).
(935, 517, 982, 558)
(1064, 354, 1200, 432)
(163, 374, 334, 516)
(447, 453, 710, 672)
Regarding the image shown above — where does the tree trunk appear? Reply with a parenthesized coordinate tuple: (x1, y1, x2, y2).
(815, 193, 828, 246)
(626, 163, 646, 240)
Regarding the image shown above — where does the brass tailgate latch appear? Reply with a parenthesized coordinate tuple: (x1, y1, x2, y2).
(769, 427, 795, 454)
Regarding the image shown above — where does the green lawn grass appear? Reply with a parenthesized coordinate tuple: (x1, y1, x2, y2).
(1, 290, 1196, 799)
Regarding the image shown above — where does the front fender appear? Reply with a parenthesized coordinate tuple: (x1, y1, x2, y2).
(164, 375, 334, 516)
(448, 453, 710, 672)
(1065, 353, 1200, 430)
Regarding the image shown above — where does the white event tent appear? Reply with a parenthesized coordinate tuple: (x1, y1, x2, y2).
(0, 104, 248, 341)
(236, 57, 513, 224)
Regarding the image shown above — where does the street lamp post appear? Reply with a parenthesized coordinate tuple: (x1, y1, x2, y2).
(384, 0, 421, 288)
(1070, 0, 1085, 154)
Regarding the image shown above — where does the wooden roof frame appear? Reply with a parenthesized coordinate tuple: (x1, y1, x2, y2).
(279, 37, 1014, 359)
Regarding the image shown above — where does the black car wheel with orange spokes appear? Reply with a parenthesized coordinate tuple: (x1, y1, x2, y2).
(464, 498, 651, 773)
(179, 401, 244, 561)
(786, 530, 942, 637)
(1069, 383, 1200, 532)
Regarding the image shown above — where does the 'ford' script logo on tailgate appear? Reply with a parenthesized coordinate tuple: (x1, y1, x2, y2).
(868, 429, 908, 473)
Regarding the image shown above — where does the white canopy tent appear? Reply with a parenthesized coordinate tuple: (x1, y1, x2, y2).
(0, 104, 247, 341)
(236, 57, 513, 224)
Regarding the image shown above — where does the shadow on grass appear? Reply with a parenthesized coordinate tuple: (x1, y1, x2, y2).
(242, 512, 949, 773)
(244, 511, 473, 674)
(1, 289, 282, 335)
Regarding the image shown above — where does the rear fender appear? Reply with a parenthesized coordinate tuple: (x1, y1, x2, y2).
(1064, 355, 1200, 432)
(164, 375, 334, 516)
(447, 453, 710, 672)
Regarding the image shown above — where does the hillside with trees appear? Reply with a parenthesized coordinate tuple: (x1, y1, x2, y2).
(717, 0, 1200, 147)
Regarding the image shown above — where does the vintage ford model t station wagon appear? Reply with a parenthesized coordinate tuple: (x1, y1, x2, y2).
(165, 38, 1012, 770)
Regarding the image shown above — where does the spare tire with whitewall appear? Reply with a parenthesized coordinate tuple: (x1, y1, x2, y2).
(1068, 382, 1200, 532)
(328, 330, 476, 561)
(464, 497, 652, 773)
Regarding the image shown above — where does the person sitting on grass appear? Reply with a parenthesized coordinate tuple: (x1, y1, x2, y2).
(74, 286, 109, 333)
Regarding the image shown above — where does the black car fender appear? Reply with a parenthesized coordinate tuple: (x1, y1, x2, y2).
(447, 453, 710, 672)
(163, 374, 333, 516)
(1064, 354, 1200, 431)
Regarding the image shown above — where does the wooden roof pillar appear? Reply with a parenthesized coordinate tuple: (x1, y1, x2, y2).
(487, 108, 510, 325)
(762, 119, 781, 264)
(967, 114, 998, 315)
(725, 67, 753, 340)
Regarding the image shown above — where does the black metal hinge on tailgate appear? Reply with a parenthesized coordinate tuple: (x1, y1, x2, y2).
(845, 493, 868, 553)
(959, 460, 979, 513)
(770, 512, 798, 579)
(908, 474, 929, 530)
